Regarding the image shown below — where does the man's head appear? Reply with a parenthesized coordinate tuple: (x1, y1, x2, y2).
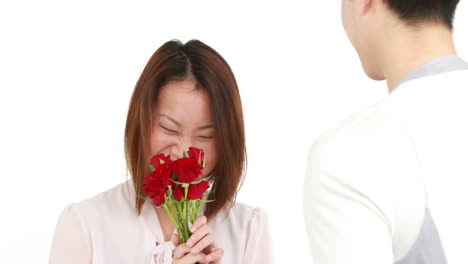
(342, 0, 459, 80)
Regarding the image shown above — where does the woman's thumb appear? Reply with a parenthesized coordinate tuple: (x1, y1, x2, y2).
(171, 233, 180, 247)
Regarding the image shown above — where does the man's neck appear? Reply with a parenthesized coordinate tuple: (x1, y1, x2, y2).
(378, 23, 457, 92)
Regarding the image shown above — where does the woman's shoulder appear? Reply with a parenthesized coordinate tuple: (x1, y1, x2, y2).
(68, 180, 135, 220)
(228, 202, 267, 217)
(212, 202, 269, 227)
(208, 202, 271, 251)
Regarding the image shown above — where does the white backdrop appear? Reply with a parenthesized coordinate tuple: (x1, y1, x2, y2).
(1, 1, 467, 263)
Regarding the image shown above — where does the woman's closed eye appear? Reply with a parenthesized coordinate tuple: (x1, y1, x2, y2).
(160, 124, 178, 134)
(198, 135, 214, 140)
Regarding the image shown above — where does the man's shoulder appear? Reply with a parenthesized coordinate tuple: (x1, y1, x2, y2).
(307, 99, 422, 191)
(305, 100, 426, 239)
(322, 68, 468, 150)
(311, 102, 398, 158)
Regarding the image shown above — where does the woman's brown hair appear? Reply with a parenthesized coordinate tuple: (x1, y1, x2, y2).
(124, 39, 246, 218)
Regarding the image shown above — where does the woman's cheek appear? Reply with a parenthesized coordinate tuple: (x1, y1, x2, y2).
(150, 131, 172, 155)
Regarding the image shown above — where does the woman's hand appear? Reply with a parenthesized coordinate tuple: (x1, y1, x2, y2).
(171, 216, 224, 264)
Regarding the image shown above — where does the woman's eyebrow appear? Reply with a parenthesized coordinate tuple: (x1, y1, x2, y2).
(159, 114, 181, 127)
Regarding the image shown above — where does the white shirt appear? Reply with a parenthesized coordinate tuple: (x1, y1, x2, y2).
(49, 180, 273, 264)
(304, 68, 468, 263)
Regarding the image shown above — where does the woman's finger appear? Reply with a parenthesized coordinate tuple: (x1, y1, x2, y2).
(186, 224, 209, 248)
(206, 248, 224, 263)
(190, 215, 207, 233)
(172, 243, 191, 259)
(190, 233, 214, 254)
(174, 252, 207, 264)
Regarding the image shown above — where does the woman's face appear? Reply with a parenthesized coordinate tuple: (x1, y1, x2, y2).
(150, 79, 217, 177)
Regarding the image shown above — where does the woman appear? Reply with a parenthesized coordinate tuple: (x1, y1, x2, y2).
(49, 40, 272, 264)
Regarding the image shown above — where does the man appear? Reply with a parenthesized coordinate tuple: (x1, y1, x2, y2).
(304, 0, 468, 263)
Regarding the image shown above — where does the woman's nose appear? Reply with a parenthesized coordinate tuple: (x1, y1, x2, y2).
(170, 137, 192, 159)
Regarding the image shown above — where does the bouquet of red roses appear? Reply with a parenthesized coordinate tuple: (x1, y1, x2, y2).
(140, 147, 212, 243)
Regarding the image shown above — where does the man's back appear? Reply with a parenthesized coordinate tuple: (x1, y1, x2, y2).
(304, 69, 468, 263)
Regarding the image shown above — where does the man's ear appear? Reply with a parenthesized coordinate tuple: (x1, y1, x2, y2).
(358, 0, 373, 16)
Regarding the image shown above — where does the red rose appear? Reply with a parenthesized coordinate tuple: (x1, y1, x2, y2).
(173, 158, 202, 183)
(150, 153, 172, 171)
(187, 147, 205, 166)
(172, 184, 184, 201)
(187, 181, 210, 200)
(172, 181, 210, 201)
(142, 163, 173, 206)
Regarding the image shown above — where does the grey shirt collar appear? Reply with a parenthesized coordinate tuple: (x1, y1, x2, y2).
(394, 55, 468, 90)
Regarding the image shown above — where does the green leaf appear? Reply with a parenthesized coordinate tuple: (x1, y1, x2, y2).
(149, 165, 155, 173)
(172, 177, 208, 185)
(183, 151, 189, 158)
(199, 199, 215, 203)
(137, 195, 151, 201)
(190, 179, 204, 184)
(202, 189, 211, 200)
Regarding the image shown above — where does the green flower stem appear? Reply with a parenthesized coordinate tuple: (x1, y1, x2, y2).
(158, 185, 212, 244)
(183, 185, 188, 216)
(191, 200, 198, 223)
(162, 203, 180, 231)
(168, 199, 189, 243)
(175, 201, 183, 221)
(183, 186, 189, 238)
(195, 200, 201, 222)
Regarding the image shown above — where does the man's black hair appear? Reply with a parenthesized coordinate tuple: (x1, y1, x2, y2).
(384, 0, 459, 29)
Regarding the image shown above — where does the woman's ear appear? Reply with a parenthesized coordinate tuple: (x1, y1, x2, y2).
(358, 0, 373, 16)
